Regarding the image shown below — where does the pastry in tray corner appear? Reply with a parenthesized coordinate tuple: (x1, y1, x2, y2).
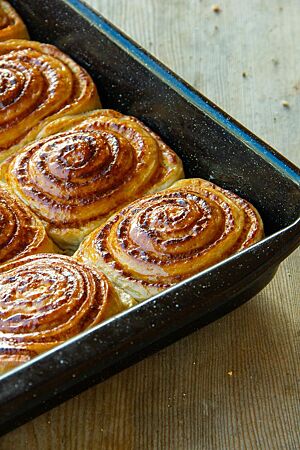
(0, 39, 100, 164)
(75, 178, 264, 301)
(0, 1, 29, 41)
(0, 183, 57, 265)
(0, 254, 134, 374)
(5, 109, 184, 253)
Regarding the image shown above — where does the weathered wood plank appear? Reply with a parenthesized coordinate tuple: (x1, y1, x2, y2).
(1, 1, 299, 449)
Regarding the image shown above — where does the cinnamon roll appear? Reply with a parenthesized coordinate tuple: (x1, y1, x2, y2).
(6, 109, 184, 253)
(0, 183, 56, 265)
(0, 39, 100, 163)
(75, 178, 264, 301)
(0, 254, 132, 373)
(0, 1, 29, 41)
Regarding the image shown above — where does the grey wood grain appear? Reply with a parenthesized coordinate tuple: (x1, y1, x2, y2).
(1, 1, 299, 449)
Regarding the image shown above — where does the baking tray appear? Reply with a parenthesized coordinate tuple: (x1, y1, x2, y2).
(1, 0, 299, 435)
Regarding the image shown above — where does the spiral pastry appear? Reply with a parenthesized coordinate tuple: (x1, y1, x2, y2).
(0, 39, 100, 163)
(75, 178, 264, 301)
(7, 109, 184, 253)
(0, 183, 56, 265)
(0, 254, 130, 373)
(0, 1, 29, 41)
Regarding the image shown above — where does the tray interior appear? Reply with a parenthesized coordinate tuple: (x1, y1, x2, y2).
(9, 0, 300, 237)
(0, 1, 299, 433)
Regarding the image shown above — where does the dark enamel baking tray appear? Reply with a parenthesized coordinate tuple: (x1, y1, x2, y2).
(1, 0, 299, 435)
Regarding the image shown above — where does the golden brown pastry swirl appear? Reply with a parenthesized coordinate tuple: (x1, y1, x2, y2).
(0, 1, 29, 41)
(0, 183, 56, 265)
(0, 39, 100, 163)
(0, 254, 127, 373)
(7, 109, 184, 252)
(75, 178, 264, 301)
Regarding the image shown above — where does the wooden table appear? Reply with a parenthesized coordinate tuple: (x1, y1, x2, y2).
(2, 1, 299, 448)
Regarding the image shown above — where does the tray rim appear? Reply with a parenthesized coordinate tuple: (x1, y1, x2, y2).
(0, 215, 298, 384)
(67, 0, 300, 183)
(2, 0, 300, 384)
(0, 0, 300, 433)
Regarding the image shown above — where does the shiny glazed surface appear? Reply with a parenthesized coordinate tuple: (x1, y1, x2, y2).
(0, 0, 298, 443)
(0, 1, 29, 41)
(76, 178, 264, 300)
(0, 253, 124, 372)
(6, 109, 183, 249)
(0, 39, 100, 162)
(0, 183, 56, 264)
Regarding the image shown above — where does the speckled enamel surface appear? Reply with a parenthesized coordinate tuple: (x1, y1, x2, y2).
(0, 0, 299, 435)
